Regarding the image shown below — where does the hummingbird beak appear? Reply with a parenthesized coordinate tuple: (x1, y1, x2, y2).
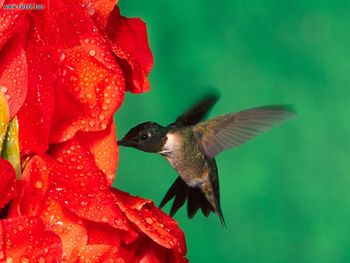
(117, 137, 128, 147)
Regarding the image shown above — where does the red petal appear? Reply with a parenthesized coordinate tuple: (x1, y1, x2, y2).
(1, 216, 62, 261)
(17, 0, 126, 151)
(86, 220, 141, 251)
(9, 154, 101, 261)
(36, 0, 96, 49)
(87, 222, 122, 247)
(0, 3, 27, 48)
(0, 220, 3, 260)
(113, 189, 187, 262)
(40, 196, 88, 261)
(120, 236, 178, 263)
(0, 160, 16, 209)
(0, 30, 28, 118)
(50, 33, 125, 143)
(106, 7, 153, 93)
(50, 141, 137, 238)
(17, 24, 55, 154)
(40, 0, 125, 143)
(51, 141, 187, 261)
(15, 155, 52, 216)
(77, 244, 122, 262)
(81, 0, 119, 30)
(76, 122, 118, 185)
(85, 224, 142, 263)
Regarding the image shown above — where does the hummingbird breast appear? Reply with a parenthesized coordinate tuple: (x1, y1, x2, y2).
(160, 128, 209, 188)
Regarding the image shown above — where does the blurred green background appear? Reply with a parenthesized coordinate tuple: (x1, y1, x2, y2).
(114, 1, 350, 262)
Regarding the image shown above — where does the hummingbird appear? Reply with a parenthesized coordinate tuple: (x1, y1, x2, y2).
(118, 94, 295, 226)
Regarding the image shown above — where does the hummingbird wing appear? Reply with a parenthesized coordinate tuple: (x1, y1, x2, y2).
(159, 177, 188, 216)
(194, 105, 296, 158)
(159, 177, 215, 219)
(168, 93, 219, 128)
(206, 158, 226, 227)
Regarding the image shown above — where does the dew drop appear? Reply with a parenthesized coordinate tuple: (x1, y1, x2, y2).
(70, 75, 78, 82)
(0, 85, 8, 93)
(59, 53, 66, 62)
(87, 7, 95, 16)
(35, 180, 43, 189)
(20, 256, 30, 263)
(145, 217, 154, 224)
(168, 240, 175, 246)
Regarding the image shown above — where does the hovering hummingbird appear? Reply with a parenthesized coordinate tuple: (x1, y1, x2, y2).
(118, 94, 295, 226)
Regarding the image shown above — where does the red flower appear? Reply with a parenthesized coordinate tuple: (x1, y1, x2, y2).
(0, 0, 187, 262)
(0, 0, 153, 155)
(0, 159, 16, 210)
(0, 216, 63, 261)
(6, 140, 187, 262)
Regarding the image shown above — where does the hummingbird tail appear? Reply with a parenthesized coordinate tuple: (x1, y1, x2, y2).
(159, 177, 216, 220)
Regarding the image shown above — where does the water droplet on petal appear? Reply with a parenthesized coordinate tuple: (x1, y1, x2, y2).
(59, 53, 66, 62)
(20, 256, 30, 263)
(145, 217, 154, 224)
(70, 75, 78, 82)
(35, 180, 43, 189)
(87, 7, 95, 16)
(0, 85, 8, 93)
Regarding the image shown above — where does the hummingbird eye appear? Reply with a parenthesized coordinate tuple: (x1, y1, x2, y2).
(141, 133, 150, 140)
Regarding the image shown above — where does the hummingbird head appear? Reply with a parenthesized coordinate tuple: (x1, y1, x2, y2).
(118, 122, 168, 153)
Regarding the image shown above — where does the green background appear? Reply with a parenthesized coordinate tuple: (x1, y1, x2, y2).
(114, 1, 350, 262)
